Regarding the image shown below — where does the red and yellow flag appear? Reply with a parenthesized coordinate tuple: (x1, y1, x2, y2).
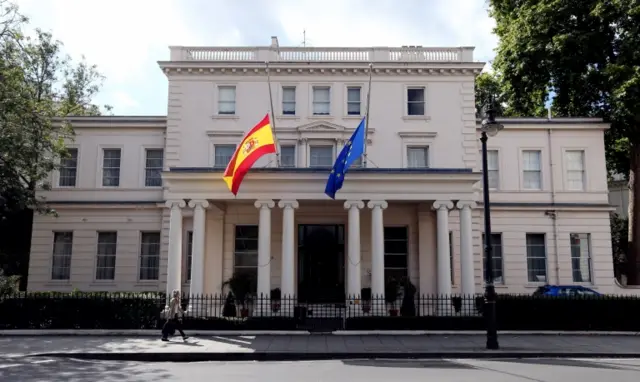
(222, 114, 277, 195)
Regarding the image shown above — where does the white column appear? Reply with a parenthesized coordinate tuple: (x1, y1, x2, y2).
(187, 199, 209, 315)
(278, 199, 299, 298)
(344, 200, 364, 298)
(457, 201, 476, 296)
(255, 200, 275, 299)
(432, 200, 453, 296)
(368, 200, 388, 298)
(165, 200, 186, 309)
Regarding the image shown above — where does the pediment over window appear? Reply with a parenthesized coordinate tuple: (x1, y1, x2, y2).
(296, 120, 346, 132)
(276, 120, 375, 142)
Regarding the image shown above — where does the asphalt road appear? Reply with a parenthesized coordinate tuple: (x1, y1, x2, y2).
(2, 356, 640, 381)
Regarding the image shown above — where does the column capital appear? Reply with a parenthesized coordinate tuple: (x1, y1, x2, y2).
(165, 200, 186, 209)
(432, 200, 454, 211)
(188, 199, 210, 209)
(367, 200, 388, 210)
(344, 200, 365, 210)
(254, 199, 275, 209)
(456, 200, 477, 210)
(278, 199, 299, 209)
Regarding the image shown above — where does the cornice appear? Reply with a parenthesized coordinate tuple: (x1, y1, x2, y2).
(158, 63, 485, 77)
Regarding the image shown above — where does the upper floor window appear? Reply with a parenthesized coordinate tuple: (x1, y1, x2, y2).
(102, 148, 121, 187)
(522, 150, 542, 190)
(309, 145, 334, 167)
(280, 145, 296, 167)
(144, 149, 163, 187)
(407, 87, 425, 116)
(51, 231, 73, 280)
(96, 231, 117, 281)
(407, 146, 429, 168)
(565, 150, 585, 191)
(218, 86, 236, 115)
(347, 86, 361, 115)
(570, 233, 592, 283)
(214, 144, 236, 168)
(484, 150, 500, 189)
(59, 148, 78, 187)
(282, 86, 296, 115)
(312, 86, 330, 115)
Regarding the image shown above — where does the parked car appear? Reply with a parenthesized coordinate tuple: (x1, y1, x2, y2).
(533, 285, 601, 297)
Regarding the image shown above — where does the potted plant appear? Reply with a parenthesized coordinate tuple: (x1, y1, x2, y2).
(271, 287, 281, 312)
(223, 271, 255, 318)
(222, 291, 237, 317)
(385, 279, 400, 316)
(361, 287, 372, 313)
(400, 277, 416, 317)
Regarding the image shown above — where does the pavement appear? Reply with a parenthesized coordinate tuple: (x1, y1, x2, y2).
(1, 334, 640, 361)
(3, 357, 640, 382)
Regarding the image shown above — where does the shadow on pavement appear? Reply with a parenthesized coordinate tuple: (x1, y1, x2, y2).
(0, 357, 172, 382)
(487, 358, 637, 371)
(342, 359, 478, 369)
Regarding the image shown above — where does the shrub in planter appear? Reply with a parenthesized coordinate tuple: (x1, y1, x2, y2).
(271, 288, 281, 312)
(361, 287, 372, 313)
(385, 279, 400, 316)
(223, 272, 256, 318)
(400, 278, 416, 317)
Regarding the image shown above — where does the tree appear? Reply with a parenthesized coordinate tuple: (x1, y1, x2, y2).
(475, 71, 507, 117)
(488, 0, 640, 283)
(0, 0, 109, 287)
(611, 213, 629, 280)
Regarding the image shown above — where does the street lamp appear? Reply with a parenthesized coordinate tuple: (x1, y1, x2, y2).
(480, 99, 503, 350)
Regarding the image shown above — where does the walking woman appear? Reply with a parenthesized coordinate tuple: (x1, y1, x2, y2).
(161, 289, 189, 341)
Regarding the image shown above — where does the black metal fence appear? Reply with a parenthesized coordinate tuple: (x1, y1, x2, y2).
(1, 292, 640, 331)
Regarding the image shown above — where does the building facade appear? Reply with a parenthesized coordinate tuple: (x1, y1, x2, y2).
(27, 38, 624, 301)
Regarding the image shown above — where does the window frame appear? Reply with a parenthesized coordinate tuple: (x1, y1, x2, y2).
(564, 149, 587, 191)
(281, 85, 297, 116)
(383, 226, 409, 283)
(99, 147, 123, 188)
(51, 231, 73, 281)
(143, 148, 164, 188)
(406, 146, 430, 168)
(482, 232, 504, 284)
(479, 149, 501, 190)
(95, 231, 118, 281)
(308, 144, 335, 167)
(213, 144, 237, 168)
(184, 231, 194, 282)
(405, 86, 426, 117)
(521, 149, 543, 190)
(234, 225, 259, 293)
(311, 85, 331, 116)
(217, 85, 237, 115)
(345, 85, 362, 117)
(57, 147, 79, 188)
(279, 144, 297, 168)
(570, 233, 592, 283)
(525, 233, 547, 283)
(138, 231, 161, 281)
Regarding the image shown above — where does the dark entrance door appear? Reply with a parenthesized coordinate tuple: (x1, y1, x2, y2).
(297, 224, 345, 303)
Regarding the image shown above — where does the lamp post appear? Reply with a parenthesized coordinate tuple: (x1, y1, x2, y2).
(480, 100, 503, 350)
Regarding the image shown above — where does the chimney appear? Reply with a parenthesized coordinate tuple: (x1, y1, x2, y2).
(271, 36, 279, 49)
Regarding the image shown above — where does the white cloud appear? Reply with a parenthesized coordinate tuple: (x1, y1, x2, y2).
(13, 0, 498, 114)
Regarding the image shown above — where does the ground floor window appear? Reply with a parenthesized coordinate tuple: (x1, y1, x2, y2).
(383, 226, 408, 282)
(52, 231, 73, 280)
(185, 231, 193, 282)
(482, 233, 504, 284)
(526, 233, 547, 282)
(139, 232, 160, 280)
(234, 225, 258, 292)
(570, 233, 592, 282)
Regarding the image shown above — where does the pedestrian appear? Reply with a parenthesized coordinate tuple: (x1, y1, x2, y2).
(161, 289, 189, 342)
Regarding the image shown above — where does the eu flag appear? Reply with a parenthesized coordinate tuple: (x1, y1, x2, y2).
(324, 117, 366, 199)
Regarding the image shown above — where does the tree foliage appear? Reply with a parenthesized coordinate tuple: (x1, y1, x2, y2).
(475, 71, 507, 117)
(0, 0, 109, 221)
(488, 0, 640, 282)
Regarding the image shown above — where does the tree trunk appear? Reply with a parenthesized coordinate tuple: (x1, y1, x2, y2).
(627, 144, 640, 285)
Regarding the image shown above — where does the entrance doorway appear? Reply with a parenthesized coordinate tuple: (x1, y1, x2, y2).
(297, 224, 345, 303)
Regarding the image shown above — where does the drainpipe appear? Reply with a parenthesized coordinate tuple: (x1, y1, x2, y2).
(547, 127, 561, 284)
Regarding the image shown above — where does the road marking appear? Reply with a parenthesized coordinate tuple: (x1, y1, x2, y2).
(30, 359, 55, 364)
(0, 364, 21, 369)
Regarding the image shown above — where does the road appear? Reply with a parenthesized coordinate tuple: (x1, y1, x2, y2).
(1, 356, 640, 381)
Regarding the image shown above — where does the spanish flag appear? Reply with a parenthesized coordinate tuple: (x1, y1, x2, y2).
(222, 114, 277, 195)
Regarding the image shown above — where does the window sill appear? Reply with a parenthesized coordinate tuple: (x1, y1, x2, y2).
(89, 282, 117, 287)
(44, 281, 72, 286)
(278, 115, 299, 120)
(343, 115, 363, 119)
(402, 115, 431, 121)
(211, 115, 239, 120)
(135, 281, 160, 286)
(308, 115, 333, 119)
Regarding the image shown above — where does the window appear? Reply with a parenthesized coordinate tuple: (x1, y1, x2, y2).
(570, 233, 592, 282)
(566, 150, 585, 191)
(59, 148, 78, 187)
(280, 145, 296, 167)
(480, 150, 499, 189)
(526, 233, 547, 282)
(407, 87, 425, 116)
(312, 86, 330, 115)
(407, 146, 429, 168)
(282, 86, 296, 115)
(102, 149, 121, 187)
(522, 150, 542, 190)
(139, 232, 160, 280)
(351, 156, 363, 168)
(347, 86, 361, 115)
(449, 231, 454, 283)
(218, 86, 236, 115)
(482, 233, 504, 284)
(185, 231, 193, 282)
(234, 225, 259, 292)
(51, 232, 73, 280)
(144, 149, 163, 187)
(384, 227, 408, 282)
(309, 145, 334, 167)
(96, 232, 117, 280)
(214, 144, 236, 168)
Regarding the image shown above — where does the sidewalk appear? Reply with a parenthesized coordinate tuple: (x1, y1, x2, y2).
(2, 334, 640, 361)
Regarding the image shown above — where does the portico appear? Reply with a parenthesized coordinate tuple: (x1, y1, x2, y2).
(162, 167, 482, 311)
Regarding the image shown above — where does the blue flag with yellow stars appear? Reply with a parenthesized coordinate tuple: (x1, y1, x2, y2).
(324, 117, 366, 199)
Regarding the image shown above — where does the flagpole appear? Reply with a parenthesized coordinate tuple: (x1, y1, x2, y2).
(363, 63, 373, 168)
(265, 61, 281, 167)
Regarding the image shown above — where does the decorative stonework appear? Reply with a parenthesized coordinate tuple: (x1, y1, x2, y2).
(161, 66, 484, 77)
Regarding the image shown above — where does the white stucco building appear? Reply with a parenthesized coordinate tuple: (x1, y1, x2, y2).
(27, 37, 625, 300)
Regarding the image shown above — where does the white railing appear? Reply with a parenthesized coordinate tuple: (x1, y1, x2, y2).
(169, 46, 474, 63)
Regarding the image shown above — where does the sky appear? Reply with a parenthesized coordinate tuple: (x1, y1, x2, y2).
(15, 0, 498, 116)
